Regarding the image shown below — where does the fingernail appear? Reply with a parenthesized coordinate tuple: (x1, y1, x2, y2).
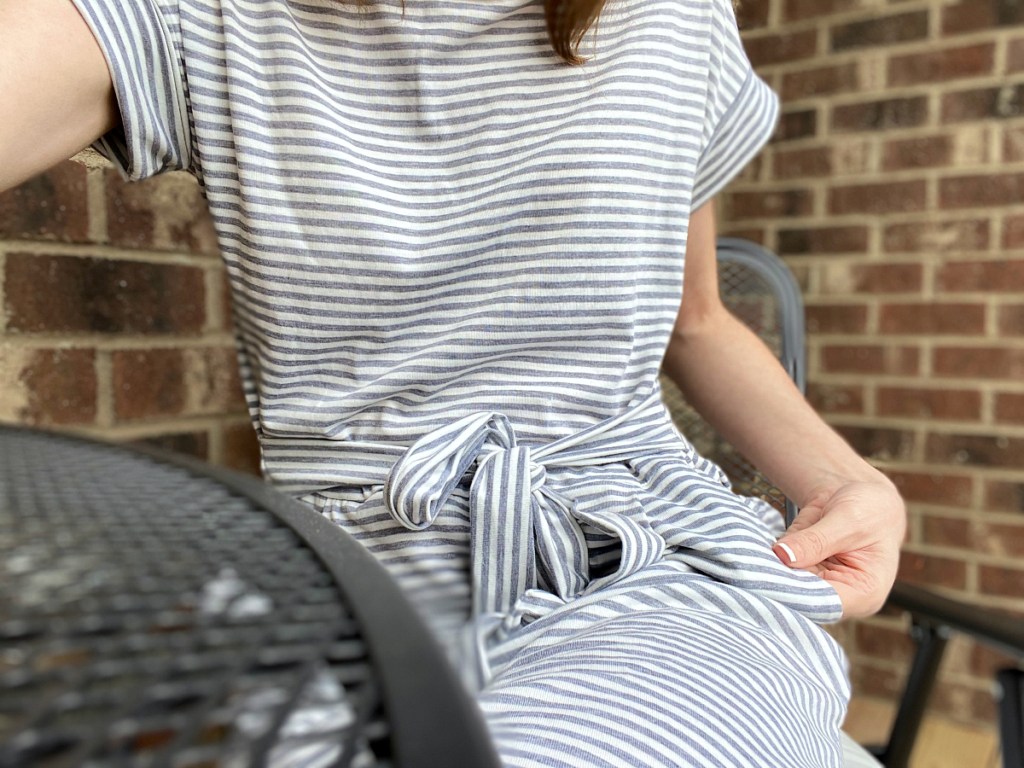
(776, 542, 796, 565)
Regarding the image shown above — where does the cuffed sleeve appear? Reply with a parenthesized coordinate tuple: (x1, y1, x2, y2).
(691, 0, 778, 210)
(70, 0, 191, 179)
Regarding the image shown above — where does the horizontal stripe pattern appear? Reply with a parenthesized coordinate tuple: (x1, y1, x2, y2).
(74, 0, 777, 446)
(70, 0, 855, 764)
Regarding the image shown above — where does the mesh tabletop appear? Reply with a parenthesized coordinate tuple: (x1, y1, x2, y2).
(0, 427, 498, 768)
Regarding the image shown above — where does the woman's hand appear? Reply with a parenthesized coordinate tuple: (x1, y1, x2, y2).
(773, 476, 906, 619)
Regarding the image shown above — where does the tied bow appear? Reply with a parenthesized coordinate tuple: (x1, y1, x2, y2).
(383, 399, 674, 622)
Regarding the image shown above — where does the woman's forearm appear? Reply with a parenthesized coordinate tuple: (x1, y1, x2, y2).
(661, 303, 891, 508)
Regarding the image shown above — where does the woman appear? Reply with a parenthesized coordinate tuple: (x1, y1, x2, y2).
(0, 0, 904, 765)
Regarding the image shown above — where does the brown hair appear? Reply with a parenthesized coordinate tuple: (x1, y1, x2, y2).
(545, 0, 610, 65)
(554, 0, 743, 63)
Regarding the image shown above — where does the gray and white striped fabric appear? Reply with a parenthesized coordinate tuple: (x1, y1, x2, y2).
(72, 0, 854, 764)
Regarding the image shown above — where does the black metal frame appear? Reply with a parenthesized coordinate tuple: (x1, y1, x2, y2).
(711, 239, 1024, 768)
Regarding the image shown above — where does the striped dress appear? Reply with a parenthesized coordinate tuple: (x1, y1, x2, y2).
(71, 0, 853, 764)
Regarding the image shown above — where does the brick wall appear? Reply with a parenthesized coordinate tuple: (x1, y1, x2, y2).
(0, 154, 259, 472)
(729, 0, 1024, 728)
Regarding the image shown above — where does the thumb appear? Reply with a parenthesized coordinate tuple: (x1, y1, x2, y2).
(774, 513, 860, 569)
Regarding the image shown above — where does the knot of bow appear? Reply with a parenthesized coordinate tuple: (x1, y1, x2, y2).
(382, 401, 671, 621)
(383, 412, 588, 617)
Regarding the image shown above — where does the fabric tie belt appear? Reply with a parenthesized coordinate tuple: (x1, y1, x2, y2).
(262, 392, 690, 627)
(383, 392, 684, 621)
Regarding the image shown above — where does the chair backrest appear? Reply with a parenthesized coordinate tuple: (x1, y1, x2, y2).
(660, 237, 805, 526)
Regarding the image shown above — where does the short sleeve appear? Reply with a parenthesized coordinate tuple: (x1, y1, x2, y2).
(70, 0, 192, 180)
(690, 0, 778, 211)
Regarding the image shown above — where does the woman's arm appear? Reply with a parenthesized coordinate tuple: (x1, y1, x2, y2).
(0, 0, 117, 192)
(662, 201, 906, 618)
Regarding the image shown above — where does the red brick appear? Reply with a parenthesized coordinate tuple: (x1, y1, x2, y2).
(968, 642, 1021, 679)
(849, 264, 923, 294)
(882, 135, 953, 171)
(806, 382, 865, 415)
(220, 273, 237, 332)
(788, 263, 811, 293)
(829, 181, 927, 215)
(113, 349, 187, 421)
(1010, 38, 1024, 73)
(926, 432, 1024, 469)
(832, 96, 930, 133)
(773, 146, 832, 180)
(884, 220, 990, 254)
(112, 346, 244, 423)
(979, 564, 1024, 598)
(888, 44, 995, 87)
(4, 253, 205, 335)
(835, 426, 917, 462)
(736, 0, 769, 29)
(879, 303, 986, 335)
(783, 0, 860, 21)
(777, 226, 869, 255)
(999, 305, 1024, 336)
(187, 347, 245, 414)
(942, 84, 1024, 123)
(933, 347, 1024, 378)
(105, 170, 219, 255)
(782, 62, 859, 101)
(942, 0, 1024, 35)
(853, 622, 915, 664)
(718, 227, 766, 245)
(888, 471, 974, 506)
(1005, 126, 1024, 162)
(831, 11, 929, 52)
(17, 349, 97, 425)
(995, 392, 1024, 423)
(975, 521, 1024, 558)
(223, 423, 262, 475)
(819, 263, 925, 295)
(851, 661, 906, 700)
(921, 515, 972, 549)
(1004, 214, 1024, 249)
(984, 480, 1024, 512)
(745, 30, 818, 67)
(937, 261, 1024, 292)
(877, 387, 982, 421)
(820, 345, 920, 375)
(941, 173, 1024, 209)
(898, 550, 967, 589)
(725, 189, 814, 220)
(773, 109, 818, 142)
(805, 304, 868, 334)
(0, 161, 90, 243)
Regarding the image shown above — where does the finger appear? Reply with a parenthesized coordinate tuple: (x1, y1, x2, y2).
(774, 512, 867, 569)
(784, 502, 825, 534)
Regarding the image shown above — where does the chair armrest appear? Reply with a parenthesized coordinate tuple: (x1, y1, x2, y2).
(887, 581, 1024, 659)
(871, 581, 1023, 768)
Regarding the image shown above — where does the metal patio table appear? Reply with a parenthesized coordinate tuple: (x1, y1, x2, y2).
(0, 425, 500, 768)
